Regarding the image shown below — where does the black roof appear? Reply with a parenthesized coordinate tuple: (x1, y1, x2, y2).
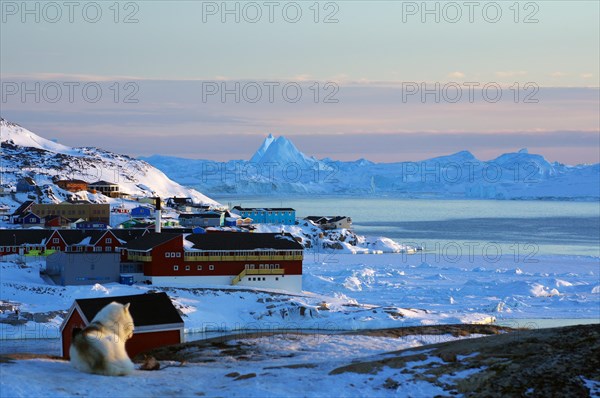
(179, 212, 222, 219)
(74, 292, 183, 327)
(304, 216, 349, 223)
(11, 200, 34, 217)
(0, 229, 52, 245)
(89, 180, 118, 186)
(232, 206, 295, 211)
(111, 229, 148, 243)
(125, 233, 181, 251)
(55, 230, 110, 245)
(20, 177, 36, 186)
(169, 197, 192, 204)
(185, 232, 303, 251)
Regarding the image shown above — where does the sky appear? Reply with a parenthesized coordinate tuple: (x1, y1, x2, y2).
(1, 1, 599, 164)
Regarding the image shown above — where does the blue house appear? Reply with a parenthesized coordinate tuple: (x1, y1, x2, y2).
(16, 177, 37, 193)
(231, 206, 296, 225)
(75, 221, 109, 230)
(131, 206, 153, 219)
(22, 212, 43, 227)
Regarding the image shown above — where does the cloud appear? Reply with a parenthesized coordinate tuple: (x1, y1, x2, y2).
(495, 71, 528, 78)
(448, 72, 465, 79)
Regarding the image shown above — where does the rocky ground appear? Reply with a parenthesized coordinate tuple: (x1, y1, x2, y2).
(332, 324, 600, 397)
(142, 324, 599, 397)
(2, 324, 598, 397)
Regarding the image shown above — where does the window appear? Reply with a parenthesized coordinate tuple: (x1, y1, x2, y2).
(165, 252, 171, 258)
(197, 265, 202, 271)
(209, 265, 215, 271)
(185, 265, 190, 271)
(105, 247, 112, 252)
(106, 238, 112, 244)
(171, 252, 177, 257)
(173, 265, 179, 271)
(52, 238, 59, 243)
(176, 252, 181, 258)
(94, 247, 102, 252)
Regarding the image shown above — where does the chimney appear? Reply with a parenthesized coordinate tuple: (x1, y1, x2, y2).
(154, 197, 161, 233)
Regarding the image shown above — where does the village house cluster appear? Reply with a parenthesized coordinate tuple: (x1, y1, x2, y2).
(0, 228, 304, 292)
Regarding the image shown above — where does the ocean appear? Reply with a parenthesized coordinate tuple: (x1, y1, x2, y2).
(215, 197, 600, 257)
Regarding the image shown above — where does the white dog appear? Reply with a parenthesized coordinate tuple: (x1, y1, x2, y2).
(70, 302, 135, 376)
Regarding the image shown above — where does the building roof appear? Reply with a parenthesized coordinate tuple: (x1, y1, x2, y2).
(111, 229, 147, 242)
(179, 212, 222, 219)
(56, 179, 88, 185)
(125, 232, 182, 251)
(185, 232, 303, 251)
(89, 180, 118, 186)
(52, 230, 112, 246)
(0, 229, 52, 246)
(11, 200, 35, 217)
(168, 197, 192, 205)
(73, 292, 183, 327)
(304, 216, 350, 224)
(232, 206, 295, 212)
(19, 177, 36, 186)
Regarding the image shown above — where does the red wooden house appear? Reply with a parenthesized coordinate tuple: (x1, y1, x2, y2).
(126, 232, 304, 292)
(46, 230, 123, 254)
(60, 292, 184, 359)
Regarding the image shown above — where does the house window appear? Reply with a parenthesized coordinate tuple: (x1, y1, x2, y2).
(165, 252, 171, 258)
(197, 265, 202, 271)
(209, 265, 214, 271)
(106, 238, 112, 244)
(185, 265, 190, 271)
(173, 265, 179, 271)
(176, 252, 181, 258)
(52, 238, 59, 243)
(105, 247, 112, 252)
(94, 247, 102, 252)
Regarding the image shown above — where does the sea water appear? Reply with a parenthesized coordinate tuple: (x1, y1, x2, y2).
(217, 197, 600, 257)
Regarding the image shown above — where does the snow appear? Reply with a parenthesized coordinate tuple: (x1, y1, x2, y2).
(1, 253, 598, 343)
(0, 119, 218, 211)
(0, 118, 81, 157)
(0, 251, 598, 396)
(0, 335, 467, 398)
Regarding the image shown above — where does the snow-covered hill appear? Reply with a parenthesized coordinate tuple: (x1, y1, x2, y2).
(0, 118, 217, 208)
(143, 137, 600, 200)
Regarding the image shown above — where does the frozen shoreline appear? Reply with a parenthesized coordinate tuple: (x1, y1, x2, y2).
(1, 253, 598, 343)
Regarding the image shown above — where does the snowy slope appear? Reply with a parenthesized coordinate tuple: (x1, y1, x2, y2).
(0, 118, 218, 209)
(143, 137, 600, 200)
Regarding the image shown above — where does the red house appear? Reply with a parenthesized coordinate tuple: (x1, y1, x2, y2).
(46, 230, 123, 254)
(60, 292, 184, 359)
(126, 232, 304, 292)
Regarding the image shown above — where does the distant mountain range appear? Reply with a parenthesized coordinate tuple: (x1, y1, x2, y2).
(0, 118, 215, 206)
(142, 135, 600, 200)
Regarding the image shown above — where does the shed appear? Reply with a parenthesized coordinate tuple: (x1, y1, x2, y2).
(60, 292, 184, 359)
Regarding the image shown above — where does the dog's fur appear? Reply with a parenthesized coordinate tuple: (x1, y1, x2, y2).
(69, 302, 135, 376)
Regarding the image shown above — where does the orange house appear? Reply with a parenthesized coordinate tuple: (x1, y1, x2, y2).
(56, 179, 89, 192)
